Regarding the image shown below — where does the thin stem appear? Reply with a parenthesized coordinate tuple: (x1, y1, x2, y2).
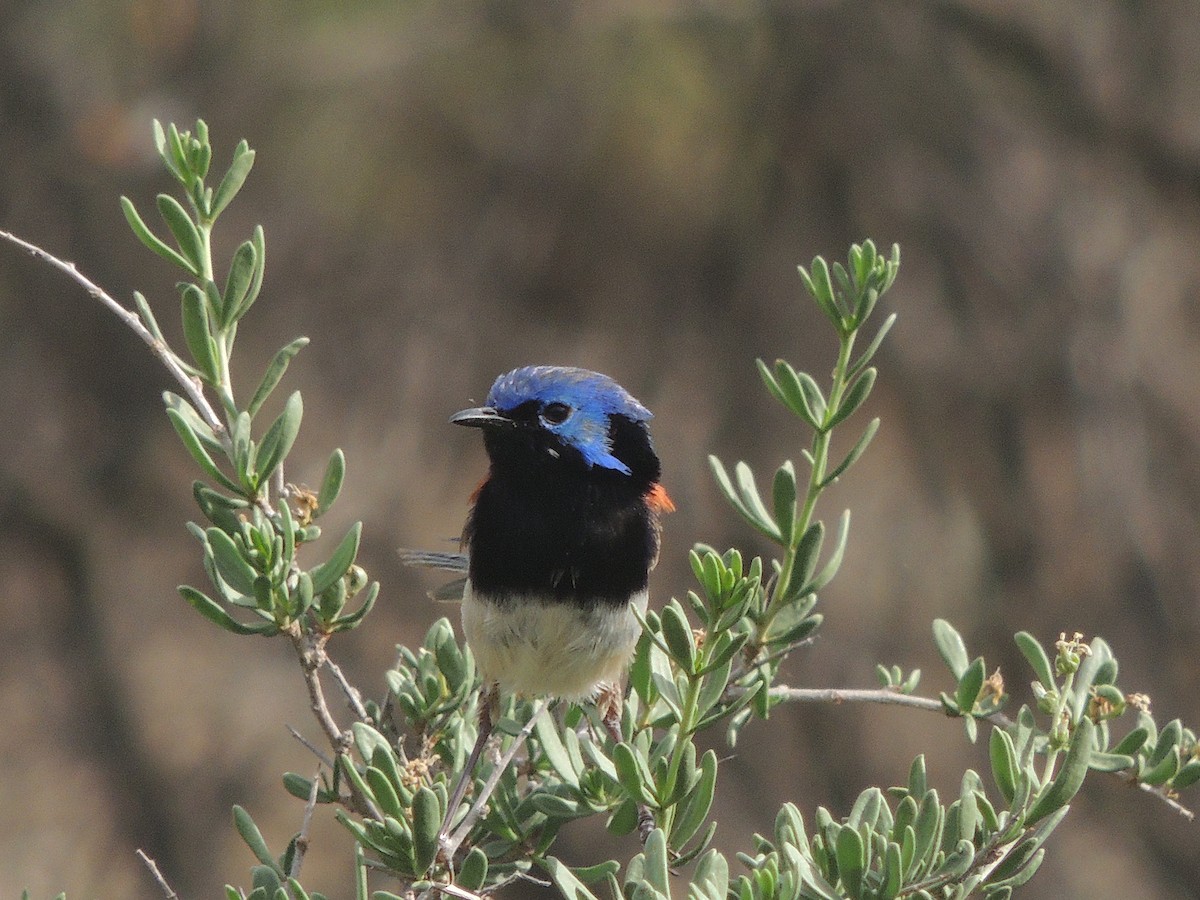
(660, 674, 704, 838)
(0, 229, 227, 446)
(766, 684, 1194, 820)
(287, 622, 349, 752)
(287, 723, 336, 769)
(443, 700, 549, 860)
(1041, 669, 1076, 786)
(325, 652, 372, 723)
(136, 849, 180, 900)
(771, 331, 857, 610)
(289, 766, 323, 880)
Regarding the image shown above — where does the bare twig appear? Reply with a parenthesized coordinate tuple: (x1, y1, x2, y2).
(136, 849, 180, 900)
(427, 883, 486, 900)
(287, 723, 335, 769)
(442, 700, 550, 860)
(287, 623, 349, 752)
(1138, 782, 1196, 821)
(325, 652, 372, 723)
(768, 684, 1011, 728)
(289, 766, 323, 880)
(0, 229, 227, 443)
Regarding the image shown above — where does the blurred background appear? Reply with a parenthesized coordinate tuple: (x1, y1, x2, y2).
(2, 0, 1199, 896)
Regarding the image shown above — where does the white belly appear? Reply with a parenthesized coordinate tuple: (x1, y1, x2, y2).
(461, 581, 646, 701)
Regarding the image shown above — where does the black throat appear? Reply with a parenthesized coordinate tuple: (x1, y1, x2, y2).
(464, 414, 661, 606)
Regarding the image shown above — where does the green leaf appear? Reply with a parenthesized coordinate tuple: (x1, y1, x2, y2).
(309, 521, 362, 595)
(956, 657, 986, 715)
(255, 390, 303, 487)
(121, 196, 196, 273)
(1150, 719, 1184, 766)
(762, 359, 825, 428)
(1171, 760, 1200, 790)
(1140, 747, 1180, 786)
(642, 829, 671, 896)
(835, 826, 864, 897)
(206, 527, 258, 595)
(179, 585, 267, 635)
(180, 284, 219, 382)
(537, 856, 604, 900)
(806, 509, 850, 594)
(458, 847, 488, 892)
(211, 140, 255, 219)
(848, 312, 897, 378)
(1026, 718, 1094, 825)
(363, 767, 403, 821)
(1014, 631, 1055, 690)
(410, 787, 440, 875)
(803, 256, 842, 324)
(165, 407, 240, 492)
(132, 290, 166, 343)
(1087, 751, 1135, 773)
(234, 805, 280, 872)
(825, 367, 876, 430)
(989, 729, 1018, 804)
(660, 602, 697, 672)
(772, 461, 797, 544)
(880, 841, 903, 900)
(156, 193, 206, 274)
(933, 619, 970, 679)
(203, 279, 225, 324)
(821, 418, 879, 487)
(165, 122, 190, 179)
(222, 240, 258, 326)
(613, 742, 655, 807)
(708, 456, 782, 542)
(671, 749, 717, 848)
(247, 338, 309, 419)
(908, 755, 927, 798)
(535, 708, 579, 784)
(316, 448, 346, 518)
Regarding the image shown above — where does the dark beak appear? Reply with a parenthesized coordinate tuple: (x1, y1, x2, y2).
(450, 406, 514, 429)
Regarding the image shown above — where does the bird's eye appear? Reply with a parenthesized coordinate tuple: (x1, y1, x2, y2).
(542, 401, 571, 425)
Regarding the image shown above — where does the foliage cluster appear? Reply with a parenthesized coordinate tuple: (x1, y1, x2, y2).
(7, 123, 1197, 900)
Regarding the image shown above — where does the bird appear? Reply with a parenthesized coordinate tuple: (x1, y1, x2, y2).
(452, 364, 673, 713)
(420, 364, 673, 850)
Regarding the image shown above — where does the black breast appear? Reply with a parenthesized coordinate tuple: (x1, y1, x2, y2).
(465, 415, 661, 606)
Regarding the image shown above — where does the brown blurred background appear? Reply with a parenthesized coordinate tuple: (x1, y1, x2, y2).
(2, 0, 1199, 897)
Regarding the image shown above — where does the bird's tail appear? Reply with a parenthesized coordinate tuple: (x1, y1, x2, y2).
(398, 548, 469, 602)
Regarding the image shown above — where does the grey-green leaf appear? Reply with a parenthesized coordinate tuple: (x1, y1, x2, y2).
(956, 657, 986, 715)
(826, 366, 876, 430)
(411, 786, 440, 875)
(206, 527, 258, 595)
(222, 240, 257, 326)
(821, 417, 879, 487)
(156, 193, 205, 273)
(933, 619, 970, 679)
(212, 141, 256, 219)
(1014, 631, 1055, 690)
(254, 391, 303, 487)
(248, 338, 309, 419)
(179, 585, 264, 635)
(234, 805, 279, 871)
(1026, 718, 1094, 825)
(121, 196, 195, 273)
(309, 521, 363, 596)
(316, 448, 346, 518)
(180, 284, 219, 382)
